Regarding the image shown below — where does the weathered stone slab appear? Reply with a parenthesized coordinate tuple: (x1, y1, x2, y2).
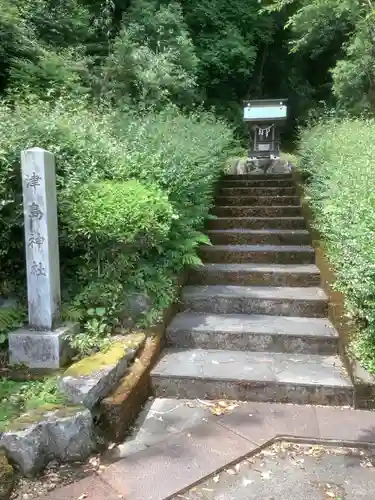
(120, 293, 152, 328)
(215, 195, 301, 207)
(213, 205, 301, 218)
(198, 243, 315, 264)
(266, 159, 293, 174)
(0, 406, 94, 476)
(247, 158, 272, 173)
(99, 335, 163, 442)
(151, 348, 354, 406)
(58, 334, 145, 409)
(21, 148, 60, 331)
(189, 262, 321, 287)
(8, 322, 78, 369)
(220, 186, 296, 196)
(207, 216, 306, 231)
(166, 312, 338, 354)
(221, 179, 293, 187)
(351, 359, 375, 409)
(106, 398, 212, 461)
(181, 285, 328, 317)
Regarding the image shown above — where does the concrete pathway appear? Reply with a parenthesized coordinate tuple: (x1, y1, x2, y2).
(38, 399, 375, 500)
(172, 441, 375, 500)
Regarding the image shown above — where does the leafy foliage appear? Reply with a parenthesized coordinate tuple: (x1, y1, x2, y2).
(101, 0, 198, 107)
(5, 0, 375, 360)
(264, 0, 375, 114)
(0, 377, 66, 430)
(63, 307, 113, 357)
(0, 0, 92, 99)
(0, 307, 25, 346)
(298, 117, 375, 373)
(0, 97, 233, 355)
(63, 180, 175, 250)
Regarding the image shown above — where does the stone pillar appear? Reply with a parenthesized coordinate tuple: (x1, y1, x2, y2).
(22, 148, 61, 329)
(8, 148, 78, 369)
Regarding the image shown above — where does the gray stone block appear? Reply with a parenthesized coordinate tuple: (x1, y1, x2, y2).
(198, 243, 315, 264)
(207, 216, 306, 230)
(58, 334, 145, 409)
(266, 159, 293, 174)
(166, 312, 339, 354)
(222, 178, 293, 188)
(21, 148, 61, 331)
(151, 348, 354, 406)
(181, 285, 328, 318)
(8, 322, 78, 369)
(0, 406, 94, 476)
(189, 263, 321, 287)
(120, 293, 152, 327)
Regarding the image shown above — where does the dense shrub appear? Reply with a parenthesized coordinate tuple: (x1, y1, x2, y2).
(0, 97, 233, 330)
(101, 0, 198, 108)
(63, 180, 175, 249)
(298, 118, 375, 373)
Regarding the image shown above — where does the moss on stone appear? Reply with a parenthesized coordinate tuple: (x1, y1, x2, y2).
(0, 451, 14, 500)
(2, 404, 84, 432)
(103, 335, 159, 401)
(0, 377, 67, 432)
(64, 333, 146, 378)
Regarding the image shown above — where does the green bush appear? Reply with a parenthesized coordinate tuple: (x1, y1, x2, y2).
(0, 97, 233, 337)
(63, 180, 175, 250)
(101, 0, 198, 108)
(298, 117, 375, 373)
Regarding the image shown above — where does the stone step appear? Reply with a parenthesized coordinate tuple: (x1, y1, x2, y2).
(207, 217, 306, 230)
(189, 263, 321, 287)
(181, 285, 328, 317)
(166, 312, 339, 354)
(215, 195, 300, 206)
(212, 206, 302, 218)
(220, 186, 296, 197)
(206, 229, 311, 245)
(222, 179, 294, 188)
(199, 244, 315, 264)
(224, 173, 293, 180)
(151, 348, 354, 406)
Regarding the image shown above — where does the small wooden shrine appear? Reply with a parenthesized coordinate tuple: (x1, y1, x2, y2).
(243, 99, 288, 160)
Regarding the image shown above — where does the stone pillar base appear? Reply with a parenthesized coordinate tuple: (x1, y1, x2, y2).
(8, 322, 79, 369)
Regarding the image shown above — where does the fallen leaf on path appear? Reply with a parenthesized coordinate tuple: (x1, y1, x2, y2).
(242, 478, 254, 486)
(261, 471, 272, 480)
(226, 468, 237, 475)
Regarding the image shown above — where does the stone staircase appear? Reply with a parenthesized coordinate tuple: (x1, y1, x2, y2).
(151, 173, 354, 406)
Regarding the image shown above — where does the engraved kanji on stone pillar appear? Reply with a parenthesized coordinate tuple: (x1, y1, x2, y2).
(21, 148, 61, 330)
